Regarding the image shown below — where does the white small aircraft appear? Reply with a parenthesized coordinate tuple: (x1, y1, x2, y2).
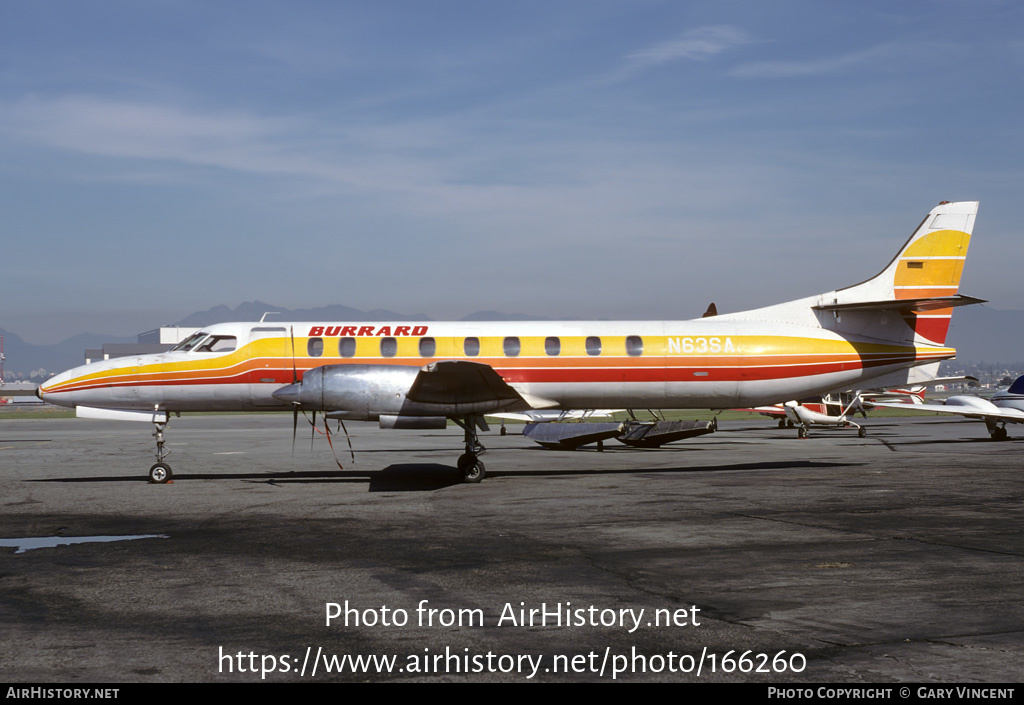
(39, 201, 982, 482)
(873, 375, 1024, 440)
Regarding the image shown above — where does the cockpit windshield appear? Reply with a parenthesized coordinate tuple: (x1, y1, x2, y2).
(171, 332, 209, 352)
(195, 335, 237, 353)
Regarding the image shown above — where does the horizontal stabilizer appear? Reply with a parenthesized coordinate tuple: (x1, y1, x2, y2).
(813, 295, 985, 314)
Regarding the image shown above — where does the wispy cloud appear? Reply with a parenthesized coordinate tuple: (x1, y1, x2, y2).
(730, 43, 903, 79)
(0, 95, 440, 194)
(607, 25, 753, 82)
(630, 25, 753, 65)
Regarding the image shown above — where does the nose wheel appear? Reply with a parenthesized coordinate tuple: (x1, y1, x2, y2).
(149, 462, 172, 483)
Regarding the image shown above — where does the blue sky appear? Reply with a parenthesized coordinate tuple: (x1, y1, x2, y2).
(2, 1, 1021, 343)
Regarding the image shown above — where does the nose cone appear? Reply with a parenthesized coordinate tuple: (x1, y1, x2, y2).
(272, 383, 301, 404)
(37, 367, 78, 407)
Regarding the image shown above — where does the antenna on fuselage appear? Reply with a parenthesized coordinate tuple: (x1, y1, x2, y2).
(260, 312, 280, 322)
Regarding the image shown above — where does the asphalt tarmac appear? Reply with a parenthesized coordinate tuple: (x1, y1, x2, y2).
(1, 413, 1021, 683)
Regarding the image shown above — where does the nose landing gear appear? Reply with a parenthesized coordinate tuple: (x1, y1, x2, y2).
(149, 419, 173, 483)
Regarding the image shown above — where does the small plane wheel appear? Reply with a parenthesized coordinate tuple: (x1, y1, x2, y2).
(149, 462, 172, 484)
(992, 427, 1009, 441)
(778, 418, 786, 429)
(787, 419, 795, 428)
(710, 417, 718, 431)
(858, 427, 867, 438)
(500, 426, 507, 436)
(797, 427, 808, 439)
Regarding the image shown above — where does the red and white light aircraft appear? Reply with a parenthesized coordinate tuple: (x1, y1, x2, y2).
(40, 201, 982, 482)
(745, 364, 977, 438)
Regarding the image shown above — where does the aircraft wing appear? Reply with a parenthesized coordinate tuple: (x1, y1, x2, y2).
(406, 360, 559, 410)
(487, 409, 622, 422)
(407, 360, 522, 405)
(735, 406, 787, 417)
(871, 398, 1024, 423)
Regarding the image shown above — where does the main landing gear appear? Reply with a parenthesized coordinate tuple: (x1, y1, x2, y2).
(987, 420, 1011, 441)
(149, 419, 173, 483)
(453, 416, 487, 483)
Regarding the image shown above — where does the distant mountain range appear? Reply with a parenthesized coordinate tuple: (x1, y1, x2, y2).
(2, 301, 1021, 378)
(176, 301, 553, 326)
(1, 301, 552, 377)
(0, 329, 136, 379)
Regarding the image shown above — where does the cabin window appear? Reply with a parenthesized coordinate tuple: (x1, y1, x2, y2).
(503, 336, 520, 357)
(544, 336, 560, 356)
(464, 337, 480, 356)
(380, 337, 397, 357)
(907, 261, 924, 269)
(196, 335, 236, 353)
(419, 337, 436, 357)
(307, 338, 324, 357)
(626, 336, 643, 356)
(339, 337, 356, 357)
(585, 336, 602, 356)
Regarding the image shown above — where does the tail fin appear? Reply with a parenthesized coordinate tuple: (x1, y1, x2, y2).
(817, 201, 981, 345)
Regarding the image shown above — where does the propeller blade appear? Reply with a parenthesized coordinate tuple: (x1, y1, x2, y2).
(291, 404, 298, 456)
(339, 418, 355, 462)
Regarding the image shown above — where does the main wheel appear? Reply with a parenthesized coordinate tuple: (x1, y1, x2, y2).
(797, 427, 808, 439)
(457, 454, 486, 483)
(149, 462, 172, 484)
(992, 427, 1009, 441)
(857, 427, 867, 438)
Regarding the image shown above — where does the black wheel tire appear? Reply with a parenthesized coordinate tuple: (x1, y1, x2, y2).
(798, 428, 808, 439)
(858, 427, 867, 438)
(149, 462, 172, 484)
(778, 418, 786, 429)
(462, 459, 486, 483)
(500, 426, 507, 436)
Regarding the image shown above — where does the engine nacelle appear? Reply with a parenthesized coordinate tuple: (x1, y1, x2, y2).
(274, 363, 527, 420)
(282, 365, 420, 420)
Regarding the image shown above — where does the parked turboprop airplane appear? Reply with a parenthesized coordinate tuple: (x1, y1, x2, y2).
(39, 201, 982, 483)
